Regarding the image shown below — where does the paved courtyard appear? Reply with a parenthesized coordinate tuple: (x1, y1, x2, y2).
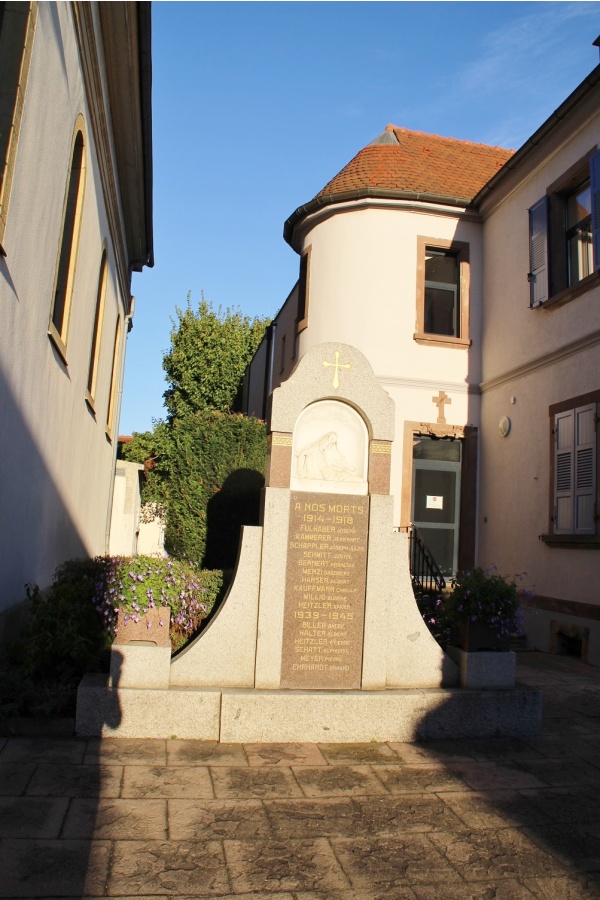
(0, 651, 599, 898)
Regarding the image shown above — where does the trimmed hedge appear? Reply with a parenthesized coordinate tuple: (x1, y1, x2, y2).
(165, 409, 267, 565)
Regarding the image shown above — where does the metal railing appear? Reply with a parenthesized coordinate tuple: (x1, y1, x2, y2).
(406, 524, 446, 595)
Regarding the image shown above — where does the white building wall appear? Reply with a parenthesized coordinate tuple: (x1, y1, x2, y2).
(108, 462, 143, 557)
(0, 4, 130, 623)
(137, 514, 167, 558)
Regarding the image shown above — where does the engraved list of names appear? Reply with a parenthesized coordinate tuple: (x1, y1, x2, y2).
(280, 491, 370, 689)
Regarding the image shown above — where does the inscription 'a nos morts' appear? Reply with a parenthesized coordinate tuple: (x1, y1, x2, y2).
(280, 491, 369, 689)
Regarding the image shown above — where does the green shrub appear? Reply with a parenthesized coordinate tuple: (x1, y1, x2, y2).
(8, 556, 226, 719)
(21, 558, 113, 682)
(440, 566, 524, 637)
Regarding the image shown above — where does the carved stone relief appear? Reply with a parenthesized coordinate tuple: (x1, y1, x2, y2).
(290, 399, 368, 495)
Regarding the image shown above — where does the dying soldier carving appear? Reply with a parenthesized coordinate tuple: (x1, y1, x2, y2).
(296, 431, 356, 481)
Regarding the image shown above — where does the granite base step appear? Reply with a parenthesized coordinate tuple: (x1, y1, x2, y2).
(76, 674, 542, 742)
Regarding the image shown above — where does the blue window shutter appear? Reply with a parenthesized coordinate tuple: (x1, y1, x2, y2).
(529, 196, 548, 306)
(591, 148, 600, 272)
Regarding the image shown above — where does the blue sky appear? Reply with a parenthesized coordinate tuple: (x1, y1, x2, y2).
(120, 1, 600, 435)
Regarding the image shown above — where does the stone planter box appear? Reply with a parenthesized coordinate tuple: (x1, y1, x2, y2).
(447, 644, 516, 689)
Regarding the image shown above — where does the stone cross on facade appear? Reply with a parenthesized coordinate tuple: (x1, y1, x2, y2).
(432, 390, 452, 424)
(323, 349, 351, 390)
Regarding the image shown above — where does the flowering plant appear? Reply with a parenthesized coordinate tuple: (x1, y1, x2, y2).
(92, 556, 223, 651)
(440, 566, 528, 638)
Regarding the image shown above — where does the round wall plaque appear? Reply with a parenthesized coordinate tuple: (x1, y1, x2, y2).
(498, 416, 511, 437)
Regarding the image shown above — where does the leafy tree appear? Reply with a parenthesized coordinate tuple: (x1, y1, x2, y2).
(162, 294, 269, 420)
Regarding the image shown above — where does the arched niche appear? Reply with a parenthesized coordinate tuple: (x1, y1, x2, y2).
(290, 399, 368, 495)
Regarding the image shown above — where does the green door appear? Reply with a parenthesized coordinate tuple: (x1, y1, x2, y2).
(412, 436, 461, 577)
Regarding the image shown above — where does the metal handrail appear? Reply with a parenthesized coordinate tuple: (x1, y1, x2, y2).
(407, 524, 446, 594)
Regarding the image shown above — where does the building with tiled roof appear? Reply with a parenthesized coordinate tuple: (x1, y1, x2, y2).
(245, 48, 600, 668)
(321, 126, 513, 199)
(284, 125, 514, 250)
(284, 127, 513, 249)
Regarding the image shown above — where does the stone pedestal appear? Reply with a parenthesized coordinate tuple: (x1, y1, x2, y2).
(447, 646, 516, 689)
(110, 642, 171, 690)
(76, 679, 541, 741)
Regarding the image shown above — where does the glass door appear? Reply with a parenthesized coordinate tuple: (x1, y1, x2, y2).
(412, 436, 461, 577)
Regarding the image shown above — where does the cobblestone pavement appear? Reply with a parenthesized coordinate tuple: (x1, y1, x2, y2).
(1, 652, 599, 898)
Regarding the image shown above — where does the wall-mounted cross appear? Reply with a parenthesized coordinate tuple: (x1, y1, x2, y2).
(323, 350, 351, 389)
(432, 390, 451, 424)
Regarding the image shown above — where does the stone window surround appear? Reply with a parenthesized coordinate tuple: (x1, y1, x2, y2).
(85, 246, 109, 413)
(0, 2, 38, 253)
(105, 314, 122, 442)
(48, 114, 88, 363)
(414, 235, 471, 350)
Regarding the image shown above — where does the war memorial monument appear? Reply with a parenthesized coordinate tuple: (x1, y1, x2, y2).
(77, 344, 541, 741)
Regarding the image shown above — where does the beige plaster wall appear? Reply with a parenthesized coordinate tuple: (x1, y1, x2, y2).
(478, 347, 600, 601)
(480, 96, 600, 383)
(478, 93, 600, 623)
(0, 4, 130, 616)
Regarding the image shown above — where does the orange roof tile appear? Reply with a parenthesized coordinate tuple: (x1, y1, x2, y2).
(316, 125, 514, 204)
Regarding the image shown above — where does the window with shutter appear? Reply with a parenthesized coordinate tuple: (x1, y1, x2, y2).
(575, 404, 597, 535)
(554, 409, 574, 533)
(550, 397, 598, 541)
(533, 149, 600, 309)
(591, 149, 600, 272)
(529, 196, 548, 307)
